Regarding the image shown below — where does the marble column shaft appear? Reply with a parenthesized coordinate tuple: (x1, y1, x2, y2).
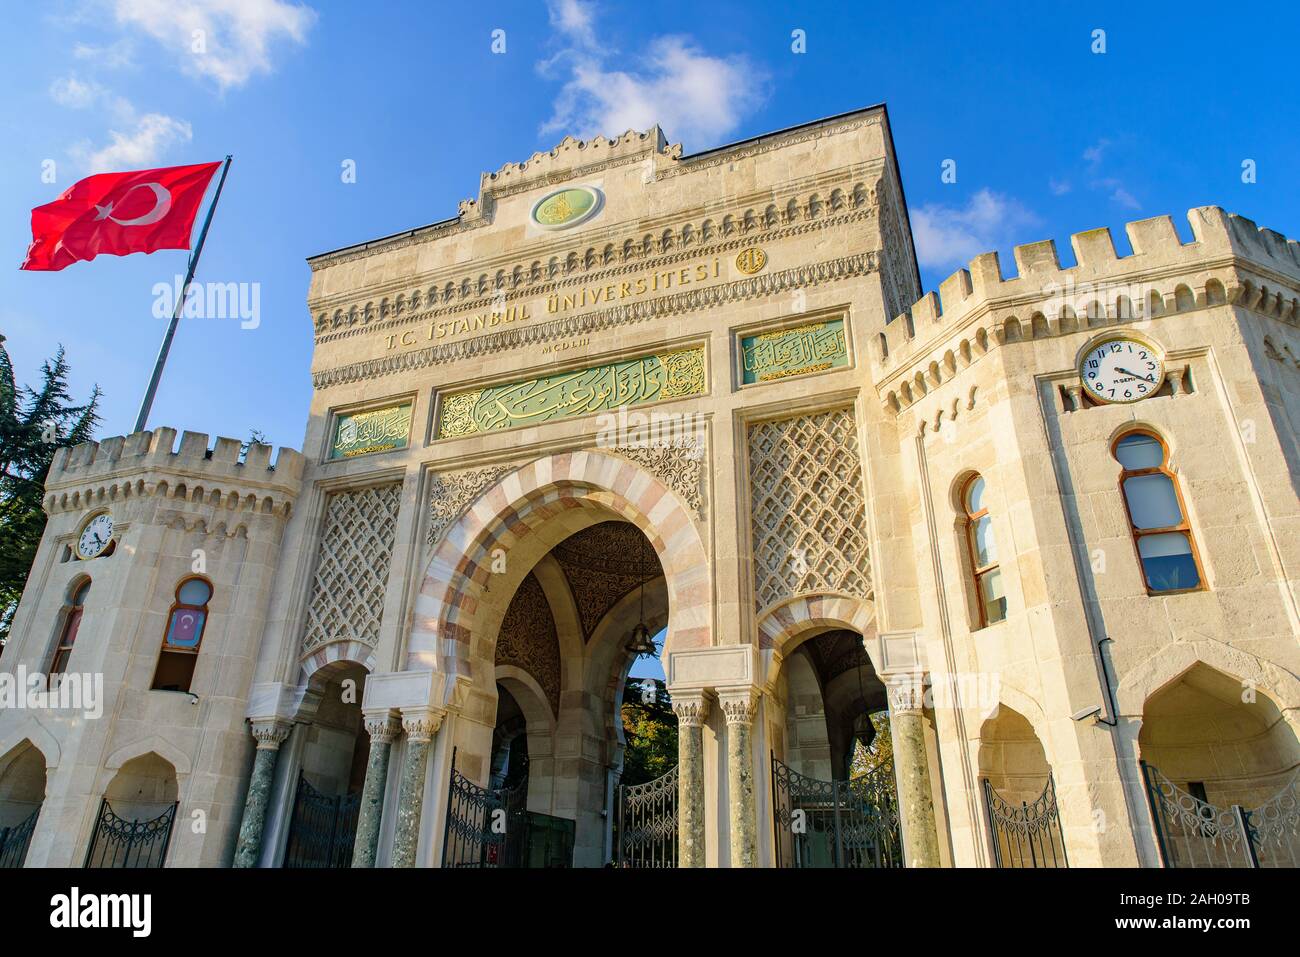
(352, 712, 400, 868)
(720, 688, 760, 868)
(887, 674, 942, 868)
(391, 709, 442, 868)
(232, 719, 291, 868)
(673, 695, 709, 868)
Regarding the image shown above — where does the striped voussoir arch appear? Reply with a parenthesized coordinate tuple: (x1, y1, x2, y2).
(301, 639, 379, 682)
(408, 450, 711, 689)
(757, 593, 876, 662)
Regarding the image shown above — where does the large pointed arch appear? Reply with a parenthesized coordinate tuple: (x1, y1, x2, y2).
(408, 451, 710, 705)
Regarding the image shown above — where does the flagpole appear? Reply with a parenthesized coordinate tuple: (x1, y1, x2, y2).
(132, 155, 233, 434)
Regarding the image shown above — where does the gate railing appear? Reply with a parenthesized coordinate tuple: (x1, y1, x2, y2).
(441, 748, 528, 868)
(283, 771, 362, 868)
(1142, 761, 1299, 868)
(982, 775, 1068, 868)
(771, 754, 901, 868)
(615, 764, 678, 867)
(0, 809, 39, 868)
(83, 799, 176, 868)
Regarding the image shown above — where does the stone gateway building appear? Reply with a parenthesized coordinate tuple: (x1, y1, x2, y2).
(2, 106, 1298, 870)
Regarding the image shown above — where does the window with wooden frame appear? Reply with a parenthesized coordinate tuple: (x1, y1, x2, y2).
(151, 577, 213, 692)
(962, 474, 1007, 627)
(1113, 430, 1204, 593)
(49, 579, 90, 676)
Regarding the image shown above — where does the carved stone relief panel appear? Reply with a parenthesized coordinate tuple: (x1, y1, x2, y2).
(748, 407, 871, 611)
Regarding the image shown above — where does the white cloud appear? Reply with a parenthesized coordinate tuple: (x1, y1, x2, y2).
(911, 189, 1041, 270)
(49, 75, 105, 109)
(73, 38, 136, 69)
(112, 0, 316, 91)
(547, 0, 597, 49)
(73, 112, 193, 170)
(540, 0, 761, 148)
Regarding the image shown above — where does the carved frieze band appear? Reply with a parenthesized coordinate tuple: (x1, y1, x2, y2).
(426, 465, 515, 548)
(313, 251, 879, 389)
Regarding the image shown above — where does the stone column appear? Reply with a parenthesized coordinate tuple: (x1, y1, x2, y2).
(718, 687, 760, 868)
(887, 674, 942, 868)
(391, 708, 442, 868)
(352, 710, 401, 868)
(232, 718, 291, 868)
(672, 693, 709, 868)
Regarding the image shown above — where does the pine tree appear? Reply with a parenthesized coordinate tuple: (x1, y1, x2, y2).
(0, 335, 101, 647)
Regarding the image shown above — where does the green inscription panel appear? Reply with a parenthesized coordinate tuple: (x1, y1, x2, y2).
(741, 318, 848, 384)
(437, 347, 706, 439)
(331, 402, 412, 459)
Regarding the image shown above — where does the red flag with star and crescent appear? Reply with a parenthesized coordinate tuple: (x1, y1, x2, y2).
(20, 161, 222, 271)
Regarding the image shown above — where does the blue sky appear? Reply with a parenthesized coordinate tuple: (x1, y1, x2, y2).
(2, 0, 1297, 458)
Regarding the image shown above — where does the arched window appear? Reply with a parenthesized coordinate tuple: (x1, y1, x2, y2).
(1113, 431, 1203, 593)
(151, 577, 213, 692)
(49, 579, 90, 676)
(962, 475, 1007, 627)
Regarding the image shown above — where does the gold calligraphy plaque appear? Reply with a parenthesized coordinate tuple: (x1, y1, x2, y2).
(437, 346, 707, 439)
(331, 402, 413, 459)
(740, 318, 848, 384)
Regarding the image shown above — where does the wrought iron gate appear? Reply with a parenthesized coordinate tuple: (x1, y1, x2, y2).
(982, 775, 1068, 868)
(1142, 762, 1300, 868)
(0, 809, 38, 868)
(771, 754, 902, 868)
(283, 771, 362, 868)
(442, 749, 529, 868)
(615, 765, 677, 867)
(83, 800, 176, 868)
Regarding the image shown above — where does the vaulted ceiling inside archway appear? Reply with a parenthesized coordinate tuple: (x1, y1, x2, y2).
(804, 629, 870, 685)
(496, 571, 560, 715)
(550, 521, 663, 641)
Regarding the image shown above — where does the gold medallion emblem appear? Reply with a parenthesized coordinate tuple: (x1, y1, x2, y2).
(735, 247, 767, 275)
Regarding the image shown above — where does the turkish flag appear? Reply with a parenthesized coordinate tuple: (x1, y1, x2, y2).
(20, 161, 222, 271)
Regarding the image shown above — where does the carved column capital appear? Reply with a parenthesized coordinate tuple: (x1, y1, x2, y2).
(716, 687, 761, 727)
(886, 673, 928, 715)
(671, 692, 710, 728)
(249, 718, 292, 751)
(400, 707, 444, 744)
(363, 710, 401, 745)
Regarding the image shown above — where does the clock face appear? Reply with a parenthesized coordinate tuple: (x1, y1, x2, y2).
(1079, 335, 1165, 404)
(77, 512, 114, 560)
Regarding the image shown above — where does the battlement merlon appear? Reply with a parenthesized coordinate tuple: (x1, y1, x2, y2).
(43, 428, 305, 505)
(877, 206, 1300, 372)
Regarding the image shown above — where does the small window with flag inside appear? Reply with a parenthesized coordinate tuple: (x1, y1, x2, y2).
(151, 577, 213, 692)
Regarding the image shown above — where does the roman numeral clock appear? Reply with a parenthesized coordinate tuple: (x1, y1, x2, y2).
(1078, 331, 1166, 404)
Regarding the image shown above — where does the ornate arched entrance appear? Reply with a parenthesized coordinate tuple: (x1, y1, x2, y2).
(364, 451, 708, 868)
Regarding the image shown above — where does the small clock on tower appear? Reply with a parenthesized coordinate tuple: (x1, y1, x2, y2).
(1078, 332, 1166, 404)
(76, 511, 114, 560)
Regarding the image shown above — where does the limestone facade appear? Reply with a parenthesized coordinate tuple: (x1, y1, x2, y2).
(1, 105, 1296, 868)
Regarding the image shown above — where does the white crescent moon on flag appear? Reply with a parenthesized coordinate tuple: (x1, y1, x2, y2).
(106, 182, 172, 226)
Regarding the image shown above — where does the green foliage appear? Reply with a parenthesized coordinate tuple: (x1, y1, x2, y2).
(0, 337, 100, 645)
(851, 711, 893, 778)
(620, 677, 678, 786)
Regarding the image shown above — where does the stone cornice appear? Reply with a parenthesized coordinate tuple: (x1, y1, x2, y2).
(313, 250, 880, 389)
(310, 177, 882, 339)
